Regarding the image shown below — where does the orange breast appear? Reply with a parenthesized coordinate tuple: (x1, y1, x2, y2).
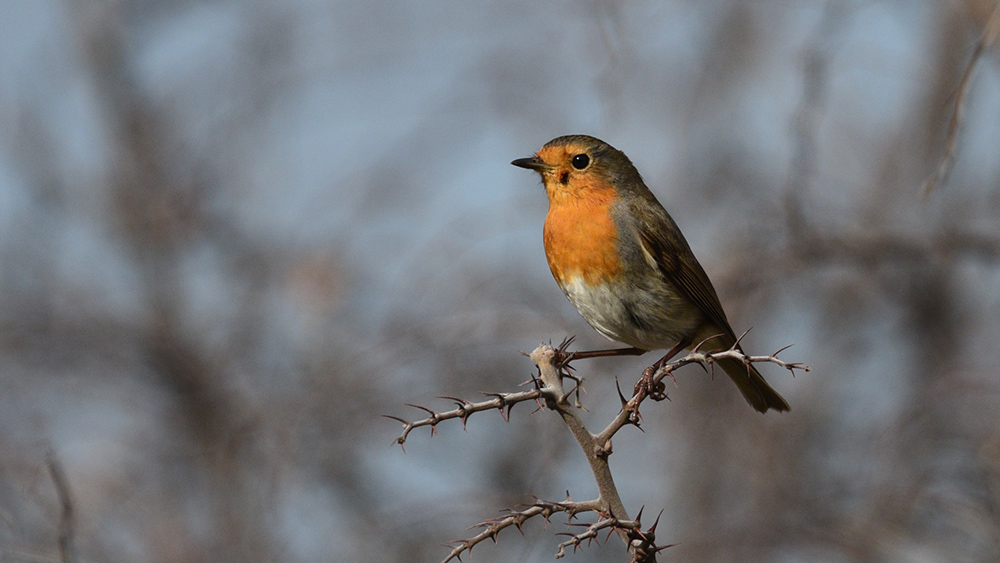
(543, 188, 622, 287)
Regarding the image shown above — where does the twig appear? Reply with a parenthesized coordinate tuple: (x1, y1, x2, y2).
(921, 4, 1000, 197)
(385, 387, 543, 451)
(46, 451, 76, 563)
(594, 344, 810, 443)
(532, 346, 662, 561)
(785, 1, 847, 239)
(553, 515, 638, 558)
(790, 228, 1000, 265)
(440, 496, 604, 563)
(652, 347, 810, 387)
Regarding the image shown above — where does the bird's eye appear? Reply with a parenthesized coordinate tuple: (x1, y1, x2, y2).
(571, 154, 590, 170)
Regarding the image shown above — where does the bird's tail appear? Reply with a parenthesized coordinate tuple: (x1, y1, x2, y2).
(716, 355, 790, 413)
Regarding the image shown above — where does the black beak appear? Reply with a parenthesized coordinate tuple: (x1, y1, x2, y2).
(511, 156, 547, 171)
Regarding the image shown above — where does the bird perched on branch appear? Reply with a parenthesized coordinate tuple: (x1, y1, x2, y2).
(512, 135, 789, 413)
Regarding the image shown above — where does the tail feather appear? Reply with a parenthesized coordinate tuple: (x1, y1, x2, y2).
(716, 357, 790, 413)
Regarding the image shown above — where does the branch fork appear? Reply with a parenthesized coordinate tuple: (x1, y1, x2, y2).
(387, 339, 808, 561)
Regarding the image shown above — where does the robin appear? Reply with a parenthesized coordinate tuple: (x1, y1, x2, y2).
(512, 135, 789, 413)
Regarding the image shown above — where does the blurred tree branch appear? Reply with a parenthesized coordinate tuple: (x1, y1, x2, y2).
(46, 451, 76, 563)
(2, 2, 998, 561)
(921, 3, 1000, 197)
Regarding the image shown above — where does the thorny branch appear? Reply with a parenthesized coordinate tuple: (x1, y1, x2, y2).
(384, 387, 543, 451)
(651, 336, 809, 389)
(387, 340, 807, 562)
(555, 508, 677, 562)
(439, 495, 606, 562)
(440, 495, 678, 563)
(590, 332, 809, 447)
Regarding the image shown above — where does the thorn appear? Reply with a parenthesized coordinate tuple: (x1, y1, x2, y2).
(664, 370, 679, 387)
(654, 542, 680, 553)
(649, 509, 664, 534)
(773, 343, 795, 356)
(382, 414, 409, 424)
(632, 412, 646, 433)
(558, 335, 576, 352)
(733, 326, 753, 348)
(691, 333, 723, 353)
(615, 377, 629, 407)
(406, 403, 436, 416)
(437, 395, 468, 405)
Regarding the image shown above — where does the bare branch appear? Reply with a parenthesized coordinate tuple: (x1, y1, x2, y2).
(593, 344, 809, 444)
(386, 339, 589, 450)
(653, 348, 811, 387)
(534, 346, 664, 561)
(394, 342, 804, 561)
(785, 2, 848, 238)
(921, 3, 1000, 197)
(46, 451, 76, 563)
(553, 515, 638, 558)
(385, 387, 543, 450)
(789, 228, 1000, 266)
(440, 496, 604, 563)
(439, 491, 670, 563)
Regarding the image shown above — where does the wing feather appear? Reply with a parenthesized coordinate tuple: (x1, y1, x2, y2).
(631, 200, 737, 343)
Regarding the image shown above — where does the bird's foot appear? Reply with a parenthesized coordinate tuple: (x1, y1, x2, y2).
(634, 365, 668, 403)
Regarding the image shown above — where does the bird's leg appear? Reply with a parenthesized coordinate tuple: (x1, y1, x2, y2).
(552, 343, 646, 404)
(652, 340, 689, 371)
(636, 339, 691, 401)
(562, 346, 646, 363)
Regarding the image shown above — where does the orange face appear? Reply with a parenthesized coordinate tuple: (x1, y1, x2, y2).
(530, 142, 623, 287)
(531, 142, 615, 204)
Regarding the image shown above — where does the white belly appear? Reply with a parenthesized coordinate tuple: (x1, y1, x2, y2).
(557, 275, 699, 350)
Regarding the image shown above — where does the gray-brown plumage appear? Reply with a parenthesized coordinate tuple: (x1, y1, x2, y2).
(513, 135, 789, 413)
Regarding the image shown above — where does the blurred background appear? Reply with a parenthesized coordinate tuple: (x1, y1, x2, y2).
(1, 1, 999, 561)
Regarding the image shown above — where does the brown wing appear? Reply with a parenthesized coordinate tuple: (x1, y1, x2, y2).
(628, 195, 791, 413)
(631, 199, 738, 343)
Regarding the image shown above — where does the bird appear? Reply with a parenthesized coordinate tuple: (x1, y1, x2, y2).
(512, 135, 789, 413)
